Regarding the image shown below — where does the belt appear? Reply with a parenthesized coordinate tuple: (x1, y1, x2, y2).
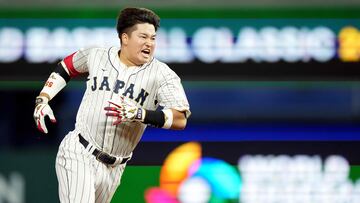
(78, 134, 130, 166)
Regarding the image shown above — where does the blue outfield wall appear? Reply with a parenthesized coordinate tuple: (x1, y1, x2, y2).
(141, 123, 360, 141)
(185, 85, 358, 121)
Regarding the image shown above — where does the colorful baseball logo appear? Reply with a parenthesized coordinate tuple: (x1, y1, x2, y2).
(144, 142, 241, 203)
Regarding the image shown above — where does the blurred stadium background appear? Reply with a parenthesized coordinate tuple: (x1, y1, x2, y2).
(1, 0, 360, 202)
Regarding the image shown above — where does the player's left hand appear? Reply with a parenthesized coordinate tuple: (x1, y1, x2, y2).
(33, 96, 57, 134)
(104, 96, 145, 125)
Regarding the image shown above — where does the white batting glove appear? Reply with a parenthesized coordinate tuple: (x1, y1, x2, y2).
(33, 96, 56, 134)
(104, 96, 145, 125)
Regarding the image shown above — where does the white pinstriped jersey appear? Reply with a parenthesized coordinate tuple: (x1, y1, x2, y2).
(62, 46, 190, 157)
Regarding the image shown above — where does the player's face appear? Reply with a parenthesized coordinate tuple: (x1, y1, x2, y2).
(125, 23, 156, 65)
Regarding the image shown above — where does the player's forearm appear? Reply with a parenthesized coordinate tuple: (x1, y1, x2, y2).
(37, 64, 70, 101)
(169, 109, 187, 130)
(142, 108, 186, 130)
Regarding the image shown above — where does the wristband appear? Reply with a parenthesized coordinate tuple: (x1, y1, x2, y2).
(141, 109, 173, 129)
(161, 109, 173, 129)
(143, 110, 165, 128)
(40, 72, 67, 100)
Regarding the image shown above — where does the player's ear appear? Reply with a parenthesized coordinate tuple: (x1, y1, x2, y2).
(121, 33, 129, 45)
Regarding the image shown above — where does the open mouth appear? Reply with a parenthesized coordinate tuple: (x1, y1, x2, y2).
(141, 49, 151, 56)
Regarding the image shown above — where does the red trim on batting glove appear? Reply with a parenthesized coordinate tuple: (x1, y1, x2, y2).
(37, 120, 45, 133)
(63, 52, 80, 77)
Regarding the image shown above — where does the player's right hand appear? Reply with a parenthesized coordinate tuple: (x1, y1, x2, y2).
(33, 96, 56, 134)
(104, 96, 145, 125)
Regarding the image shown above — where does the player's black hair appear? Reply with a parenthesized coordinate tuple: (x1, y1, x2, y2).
(116, 7, 160, 40)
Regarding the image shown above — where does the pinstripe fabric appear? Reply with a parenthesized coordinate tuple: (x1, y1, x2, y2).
(56, 131, 96, 203)
(55, 131, 126, 203)
(56, 46, 190, 202)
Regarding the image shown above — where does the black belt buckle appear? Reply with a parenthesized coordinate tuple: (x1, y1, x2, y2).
(95, 151, 116, 165)
(78, 134, 129, 166)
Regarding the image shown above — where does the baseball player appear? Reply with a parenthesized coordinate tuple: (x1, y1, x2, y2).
(33, 7, 190, 203)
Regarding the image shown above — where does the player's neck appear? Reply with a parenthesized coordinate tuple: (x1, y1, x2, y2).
(118, 50, 139, 67)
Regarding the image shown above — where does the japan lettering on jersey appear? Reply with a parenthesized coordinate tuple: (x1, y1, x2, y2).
(61, 47, 190, 157)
